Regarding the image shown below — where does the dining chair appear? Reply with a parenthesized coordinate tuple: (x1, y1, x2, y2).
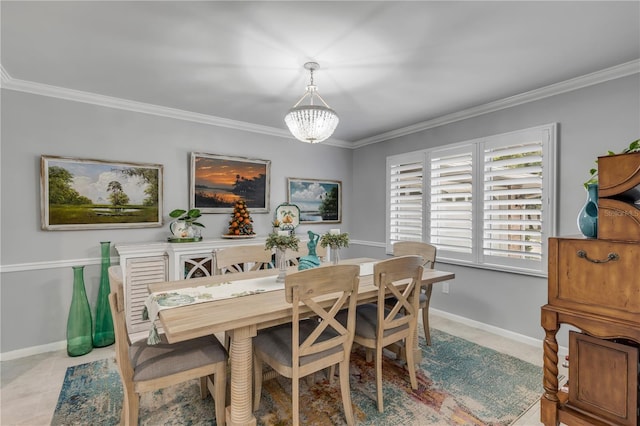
(339, 255, 424, 413)
(107, 266, 228, 426)
(214, 244, 273, 274)
(214, 244, 275, 348)
(253, 265, 360, 426)
(392, 241, 437, 345)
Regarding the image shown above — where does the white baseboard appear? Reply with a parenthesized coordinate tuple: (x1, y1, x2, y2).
(431, 308, 569, 357)
(1, 310, 569, 361)
(0, 339, 66, 361)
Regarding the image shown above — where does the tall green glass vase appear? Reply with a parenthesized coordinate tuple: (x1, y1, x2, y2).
(93, 241, 115, 347)
(67, 266, 93, 357)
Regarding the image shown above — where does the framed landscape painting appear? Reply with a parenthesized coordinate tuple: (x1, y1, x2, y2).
(287, 178, 341, 224)
(41, 156, 163, 230)
(190, 153, 270, 213)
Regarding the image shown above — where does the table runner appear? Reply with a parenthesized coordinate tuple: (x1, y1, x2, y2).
(142, 275, 283, 344)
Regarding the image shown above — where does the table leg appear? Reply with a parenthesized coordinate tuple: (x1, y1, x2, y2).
(226, 325, 257, 426)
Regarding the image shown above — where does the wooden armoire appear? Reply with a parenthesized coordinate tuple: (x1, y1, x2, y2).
(541, 152, 640, 426)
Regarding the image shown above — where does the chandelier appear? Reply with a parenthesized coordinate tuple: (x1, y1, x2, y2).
(285, 62, 339, 144)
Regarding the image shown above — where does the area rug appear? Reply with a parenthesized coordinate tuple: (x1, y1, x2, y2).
(51, 329, 543, 425)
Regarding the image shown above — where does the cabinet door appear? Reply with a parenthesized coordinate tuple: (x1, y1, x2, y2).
(126, 255, 168, 333)
(568, 331, 639, 426)
(182, 253, 214, 279)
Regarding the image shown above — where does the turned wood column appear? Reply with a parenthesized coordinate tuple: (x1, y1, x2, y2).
(226, 325, 257, 426)
(540, 306, 560, 426)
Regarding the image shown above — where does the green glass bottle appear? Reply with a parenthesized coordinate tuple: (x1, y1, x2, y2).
(67, 266, 93, 356)
(93, 241, 115, 347)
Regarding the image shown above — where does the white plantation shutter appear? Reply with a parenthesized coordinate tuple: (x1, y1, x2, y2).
(483, 142, 543, 264)
(480, 127, 554, 271)
(387, 153, 425, 251)
(429, 146, 474, 260)
(386, 123, 556, 275)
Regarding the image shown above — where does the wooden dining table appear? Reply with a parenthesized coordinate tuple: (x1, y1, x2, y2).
(148, 257, 454, 426)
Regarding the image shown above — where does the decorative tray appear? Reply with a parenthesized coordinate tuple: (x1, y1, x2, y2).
(221, 234, 257, 239)
(167, 236, 203, 243)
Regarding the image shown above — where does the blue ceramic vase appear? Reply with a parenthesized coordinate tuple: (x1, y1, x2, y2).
(577, 184, 598, 238)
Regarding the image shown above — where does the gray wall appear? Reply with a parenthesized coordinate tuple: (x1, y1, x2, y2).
(0, 90, 353, 354)
(347, 74, 640, 347)
(2, 73, 639, 356)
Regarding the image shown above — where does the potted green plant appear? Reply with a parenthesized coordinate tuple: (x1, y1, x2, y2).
(265, 233, 300, 251)
(169, 208, 205, 239)
(320, 231, 349, 264)
(265, 233, 300, 283)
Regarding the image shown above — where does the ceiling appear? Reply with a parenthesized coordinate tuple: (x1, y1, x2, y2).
(2, 1, 639, 146)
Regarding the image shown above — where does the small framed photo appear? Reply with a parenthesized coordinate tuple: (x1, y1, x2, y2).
(41, 155, 163, 230)
(190, 153, 271, 214)
(287, 178, 342, 224)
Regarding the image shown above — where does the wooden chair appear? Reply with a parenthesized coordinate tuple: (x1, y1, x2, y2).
(107, 266, 227, 426)
(392, 241, 437, 345)
(214, 245, 273, 274)
(214, 244, 274, 348)
(339, 255, 424, 413)
(253, 265, 360, 426)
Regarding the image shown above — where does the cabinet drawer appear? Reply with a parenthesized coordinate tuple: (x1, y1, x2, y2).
(549, 238, 640, 322)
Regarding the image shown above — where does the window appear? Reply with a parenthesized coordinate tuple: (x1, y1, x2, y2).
(387, 153, 424, 244)
(386, 124, 556, 276)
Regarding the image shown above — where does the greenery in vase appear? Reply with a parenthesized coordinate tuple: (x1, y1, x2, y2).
(584, 139, 640, 189)
(320, 232, 349, 248)
(169, 208, 205, 228)
(265, 233, 300, 251)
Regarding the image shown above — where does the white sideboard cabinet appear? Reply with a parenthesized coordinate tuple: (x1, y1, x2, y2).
(115, 237, 268, 334)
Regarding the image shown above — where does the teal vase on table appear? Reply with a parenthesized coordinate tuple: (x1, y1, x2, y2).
(93, 241, 115, 347)
(67, 266, 93, 357)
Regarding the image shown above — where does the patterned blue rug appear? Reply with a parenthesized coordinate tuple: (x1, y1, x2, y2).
(51, 329, 543, 425)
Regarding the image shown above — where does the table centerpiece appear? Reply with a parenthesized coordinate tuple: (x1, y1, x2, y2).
(265, 232, 300, 283)
(320, 229, 349, 265)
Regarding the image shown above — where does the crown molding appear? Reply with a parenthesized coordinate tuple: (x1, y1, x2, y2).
(2, 60, 637, 150)
(0, 67, 352, 148)
(351, 59, 640, 148)
(0, 64, 11, 86)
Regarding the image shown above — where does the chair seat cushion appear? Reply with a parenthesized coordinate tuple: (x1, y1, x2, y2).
(337, 303, 409, 340)
(130, 334, 227, 382)
(254, 320, 342, 368)
(419, 292, 427, 304)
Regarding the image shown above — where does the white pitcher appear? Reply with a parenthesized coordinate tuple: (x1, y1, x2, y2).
(170, 220, 194, 238)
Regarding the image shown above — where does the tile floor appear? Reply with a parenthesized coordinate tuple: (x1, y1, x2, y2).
(0, 313, 566, 425)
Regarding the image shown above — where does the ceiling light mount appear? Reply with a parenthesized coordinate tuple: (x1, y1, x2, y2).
(285, 61, 339, 144)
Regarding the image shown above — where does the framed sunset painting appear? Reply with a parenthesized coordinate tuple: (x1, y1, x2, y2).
(190, 153, 270, 213)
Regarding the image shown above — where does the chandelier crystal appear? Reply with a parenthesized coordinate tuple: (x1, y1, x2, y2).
(285, 62, 339, 144)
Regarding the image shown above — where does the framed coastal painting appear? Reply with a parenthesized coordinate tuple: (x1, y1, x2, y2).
(190, 153, 270, 213)
(287, 178, 341, 224)
(41, 155, 163, 230)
